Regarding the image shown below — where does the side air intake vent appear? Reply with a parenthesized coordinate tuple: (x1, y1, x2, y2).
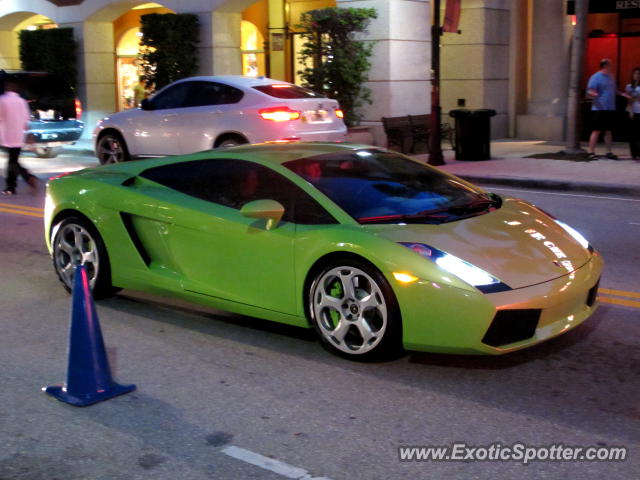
(120, 212, 151, 266)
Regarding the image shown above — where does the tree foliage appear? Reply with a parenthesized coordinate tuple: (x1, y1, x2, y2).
(139, 13, 200, 90)
(19, 28, 77, 89)
(297, 7, 377, 126)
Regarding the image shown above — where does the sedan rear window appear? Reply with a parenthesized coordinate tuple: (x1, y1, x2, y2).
(253, 84, 322, 99)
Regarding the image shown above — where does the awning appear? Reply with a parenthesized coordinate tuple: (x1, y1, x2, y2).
(567, 1, 640, 15)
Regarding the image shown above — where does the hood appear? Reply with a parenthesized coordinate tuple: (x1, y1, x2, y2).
(364, 198, 592, 289)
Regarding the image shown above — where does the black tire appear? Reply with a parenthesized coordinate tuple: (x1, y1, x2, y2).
(307, 258, 403, 361)
(35, 146, 61, 158)
(96, 132, 130, 164)
(215, 134, 248, 148)
(51, 216, 119, 299)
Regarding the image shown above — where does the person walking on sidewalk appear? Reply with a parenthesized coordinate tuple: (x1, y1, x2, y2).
(624, 67, 640, 160)
(586, 59, 619, 160)
(0, 80, 37, 195)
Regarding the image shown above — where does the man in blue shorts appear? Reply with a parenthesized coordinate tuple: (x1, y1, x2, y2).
(586, 59, 618, 160)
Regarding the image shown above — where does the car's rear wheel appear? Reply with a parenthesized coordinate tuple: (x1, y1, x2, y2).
(34, 146, 61, 158)
(51, 216, 117, 299)
(97, 133, 130, 164)
(308, 259, 402, 360)
(215, 134, 248, 148)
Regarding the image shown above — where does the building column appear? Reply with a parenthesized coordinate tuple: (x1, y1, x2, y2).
(268, 0, 286, 80)
(0, 29, 20, 69)
(61, 21, 116, 140)
(337, 0, 431, 145)
(209, 10, 242, 75)
(442, 0, 511, 139)
(517, 0, 572, 141)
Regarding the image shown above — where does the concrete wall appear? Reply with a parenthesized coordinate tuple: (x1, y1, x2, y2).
(0, 0, 574, 143)
(337, 0, 431, 145)
(442, 0, 511, 139)
(516, 0, 573, 141)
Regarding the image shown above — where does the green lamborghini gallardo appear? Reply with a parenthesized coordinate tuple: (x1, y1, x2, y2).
(45, 143, 602, 359)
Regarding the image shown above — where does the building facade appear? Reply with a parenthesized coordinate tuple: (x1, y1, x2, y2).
(0, 0, 638, 142)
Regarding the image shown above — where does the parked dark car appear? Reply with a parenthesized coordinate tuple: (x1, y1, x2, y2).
(0, 70, 83, 158)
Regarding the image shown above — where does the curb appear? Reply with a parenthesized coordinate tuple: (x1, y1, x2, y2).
(455, 174, 640, 198)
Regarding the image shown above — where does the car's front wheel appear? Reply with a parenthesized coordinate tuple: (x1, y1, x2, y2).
(51, 216, 117, 299)
(97, 133, 130, 164)
(308, 259, 402, 360)
(34, 146, 61, 158)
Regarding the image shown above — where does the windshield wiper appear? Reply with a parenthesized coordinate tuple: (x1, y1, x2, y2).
(358, 207, 453, 224)
(357, 196, 501, 224)
(448, 196, 500, 214)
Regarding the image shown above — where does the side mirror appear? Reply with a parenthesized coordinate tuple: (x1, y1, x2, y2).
(140, 98, 154, 111)
(240, 199, 284, 231)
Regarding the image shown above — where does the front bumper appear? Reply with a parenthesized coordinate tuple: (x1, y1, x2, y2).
(399, 253, 604, 354)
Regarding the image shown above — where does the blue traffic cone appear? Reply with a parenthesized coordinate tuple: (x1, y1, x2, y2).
(44, 264, 135, 406)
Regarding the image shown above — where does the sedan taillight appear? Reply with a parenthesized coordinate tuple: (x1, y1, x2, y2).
(259, 106, 301, 122)
(335, 109, 344, 119)
(74, 99, 82, 119)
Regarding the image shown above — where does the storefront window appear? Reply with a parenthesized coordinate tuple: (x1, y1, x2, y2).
(241, 21, 265, 77)
(116, 28, 146, 111)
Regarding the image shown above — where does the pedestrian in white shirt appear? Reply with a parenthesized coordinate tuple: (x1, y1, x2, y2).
(624, 67, 640, 160)
(0, 80, 36, 195)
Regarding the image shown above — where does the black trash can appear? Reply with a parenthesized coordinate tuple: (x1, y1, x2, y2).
(449, 109, 496, 160)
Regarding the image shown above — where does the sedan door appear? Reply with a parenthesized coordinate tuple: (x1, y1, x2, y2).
(177, 81, 246, 152)
(131, 82, 193, 156)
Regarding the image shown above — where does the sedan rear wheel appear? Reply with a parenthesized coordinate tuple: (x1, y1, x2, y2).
(51, 216, 117, 299)
(309, 260, 402, 359)
(97, 134, 129, 164)
(34, 146, 61, 158)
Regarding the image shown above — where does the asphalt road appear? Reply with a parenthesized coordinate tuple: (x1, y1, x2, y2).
(0, 151, 638, 480)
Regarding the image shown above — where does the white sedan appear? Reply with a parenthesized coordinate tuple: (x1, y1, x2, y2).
(93, 76, 347, 163)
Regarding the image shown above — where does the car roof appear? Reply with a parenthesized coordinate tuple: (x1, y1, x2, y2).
(172, 75, 289, 89)
(85, 142, 383, 178)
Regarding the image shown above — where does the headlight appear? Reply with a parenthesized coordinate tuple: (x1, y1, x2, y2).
(399, 242, 512, 294)
(554, 220, 593, 252)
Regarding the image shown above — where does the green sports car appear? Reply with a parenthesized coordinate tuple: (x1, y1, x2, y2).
(45, 143, 602, 359)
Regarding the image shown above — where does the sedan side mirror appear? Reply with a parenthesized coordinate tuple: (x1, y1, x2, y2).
(240, 199, 285, 231)
(140, 98, 154, 111)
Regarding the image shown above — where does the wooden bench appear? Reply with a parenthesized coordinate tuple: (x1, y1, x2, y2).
(382, 114, 431, 154)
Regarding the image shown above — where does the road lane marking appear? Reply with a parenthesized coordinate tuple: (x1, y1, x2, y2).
(0, 201, 44, 212)
(598, 296, 640, 309)
(222, 445, 331, 480)
(0, 207, 44, 218)
(599, 288, 640, 300)
(487, 187, 640, 202)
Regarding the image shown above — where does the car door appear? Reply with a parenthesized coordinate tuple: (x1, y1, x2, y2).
(177, 81, 246, 152)
(131, 82, 192, 156)
(137, 158, 301, 315)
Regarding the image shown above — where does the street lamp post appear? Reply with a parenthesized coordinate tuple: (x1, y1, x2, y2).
(566, 0, 589, 154)
(428, 0, 445, 166)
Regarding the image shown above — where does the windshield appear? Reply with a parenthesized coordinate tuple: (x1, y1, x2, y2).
(283, 150, 498, 224)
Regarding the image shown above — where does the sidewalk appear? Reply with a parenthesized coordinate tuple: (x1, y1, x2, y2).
(413, 139, 640, 198)
(12, 138, 640, 198)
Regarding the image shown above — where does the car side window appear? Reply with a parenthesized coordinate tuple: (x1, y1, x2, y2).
(140, 159, 337, 225)
(185, 82, 244, 107)
(150, 82, 192, 110)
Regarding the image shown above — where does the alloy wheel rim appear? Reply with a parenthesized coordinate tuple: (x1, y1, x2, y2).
(311, 266, 387, 354)
(99, 137, 123, 163)
(53, 224, 99, 290)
